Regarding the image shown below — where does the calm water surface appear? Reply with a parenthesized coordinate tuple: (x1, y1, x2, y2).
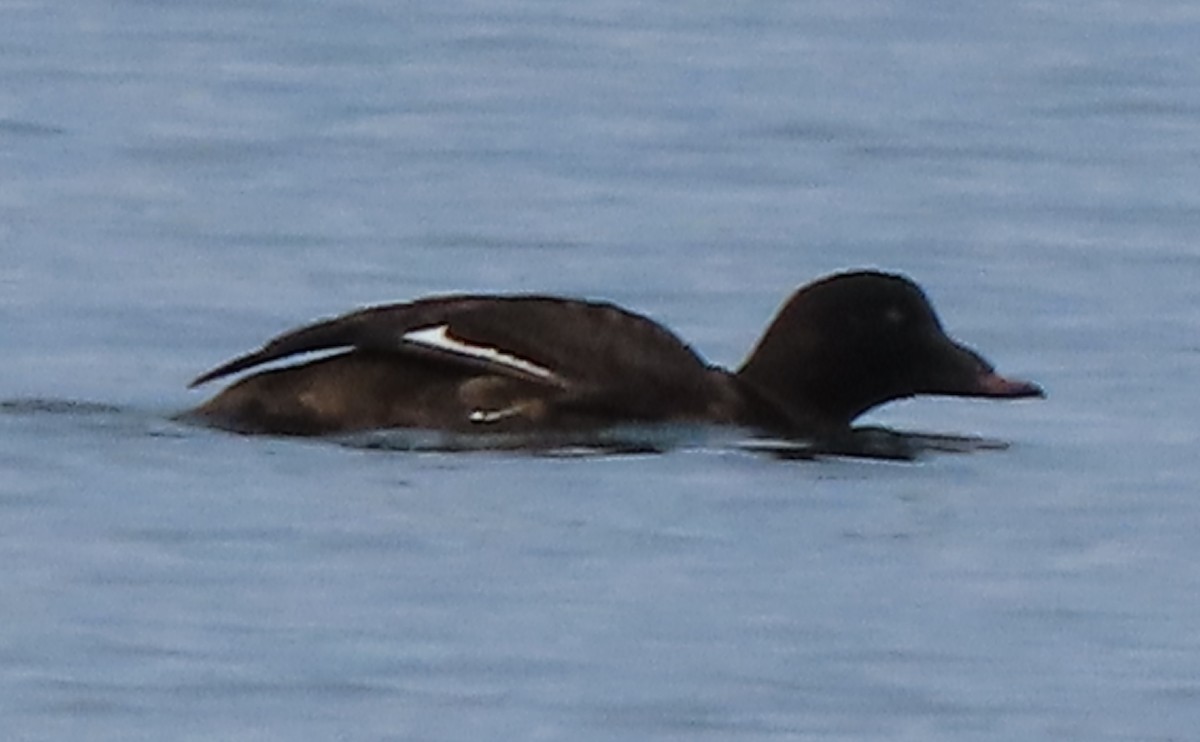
(3, 1, 1200, 740)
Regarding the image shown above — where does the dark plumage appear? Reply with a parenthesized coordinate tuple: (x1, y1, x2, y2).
(184, 270, 1042, 438)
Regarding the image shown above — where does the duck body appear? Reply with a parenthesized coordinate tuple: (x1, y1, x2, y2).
(186, 271, 1042, 438)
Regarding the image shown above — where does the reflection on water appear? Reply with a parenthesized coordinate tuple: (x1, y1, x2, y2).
(3, 397, 1015, 462)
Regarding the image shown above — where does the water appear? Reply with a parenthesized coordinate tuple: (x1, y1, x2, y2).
(3, 1, 1200, 739)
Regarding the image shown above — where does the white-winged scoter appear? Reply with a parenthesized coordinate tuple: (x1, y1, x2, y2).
(185, 270, 1043, 438)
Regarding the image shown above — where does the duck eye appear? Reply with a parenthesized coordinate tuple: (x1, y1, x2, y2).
(884, 306, 905, 325)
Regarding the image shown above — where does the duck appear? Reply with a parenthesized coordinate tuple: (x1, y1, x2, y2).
(184, 270, 1042, 439)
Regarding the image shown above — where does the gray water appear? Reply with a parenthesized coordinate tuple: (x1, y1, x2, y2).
(3, 2, 1200, 740)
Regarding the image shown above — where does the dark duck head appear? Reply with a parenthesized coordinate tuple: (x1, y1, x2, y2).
(736, 271, 1043, 431)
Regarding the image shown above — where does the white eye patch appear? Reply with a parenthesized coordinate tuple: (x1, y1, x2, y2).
(402, 324, 557, 381)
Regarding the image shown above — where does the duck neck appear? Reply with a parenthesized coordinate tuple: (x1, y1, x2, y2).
(736, 340, 902, 433)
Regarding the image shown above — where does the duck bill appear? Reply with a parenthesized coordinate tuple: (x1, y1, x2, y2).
(928, 340, 1044, 400)
(971, 370, 1044, 399)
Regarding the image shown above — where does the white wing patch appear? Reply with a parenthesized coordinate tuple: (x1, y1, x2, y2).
(402, 324, 558, 381)
(468, 407, 519, 423)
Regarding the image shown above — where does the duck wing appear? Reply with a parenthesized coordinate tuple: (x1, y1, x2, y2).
(189, 295, 711, 397)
